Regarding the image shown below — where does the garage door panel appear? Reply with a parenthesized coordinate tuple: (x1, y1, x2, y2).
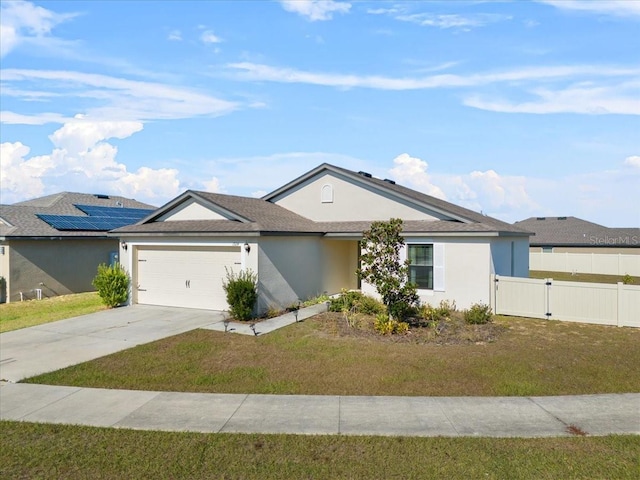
(136, 246, 241, 310)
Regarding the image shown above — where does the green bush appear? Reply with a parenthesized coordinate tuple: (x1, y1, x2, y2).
(354, 295, 386, 316)
(464, 302, 493, 325)
(329, 290, 364, 312)
(329, 291, 386, 316)
(92, 263, 130, 308)
(622, 274, 635, 285)
(222, 269, 258, 321)
(374, 313, 409, 335)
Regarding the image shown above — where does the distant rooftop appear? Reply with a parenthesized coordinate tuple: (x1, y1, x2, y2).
(514, 216, 639, 247)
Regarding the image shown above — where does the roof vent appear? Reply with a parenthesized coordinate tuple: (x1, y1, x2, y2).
(357, 171, 372, 178)
(536, 217, 546, 220)
(383, 178, 396, 185)
(94, 194, 110, 199)
(557, 216, 567, 220)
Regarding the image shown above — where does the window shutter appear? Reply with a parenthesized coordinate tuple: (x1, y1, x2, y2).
(433, 243, 445, 291)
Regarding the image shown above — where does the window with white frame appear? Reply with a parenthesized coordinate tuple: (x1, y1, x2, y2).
(408, 244, 433, 289)
(321, 184, 334, 203)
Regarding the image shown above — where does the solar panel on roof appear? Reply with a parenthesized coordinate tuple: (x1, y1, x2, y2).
(75, 205, 153, 220)
(37, 203, 154, 232)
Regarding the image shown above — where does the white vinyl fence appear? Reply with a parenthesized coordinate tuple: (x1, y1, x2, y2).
(530, 252, 640, 276)
(490, 275, 640, 328)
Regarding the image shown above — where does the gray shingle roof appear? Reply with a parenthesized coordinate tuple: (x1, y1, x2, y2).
(1, 192, 155, 238)
(114, 172, 532, 238)
(514, 216, 640, 247)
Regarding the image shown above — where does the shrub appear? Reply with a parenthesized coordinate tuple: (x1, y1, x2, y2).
(464, 302, 493, 325)
(92, 263, 130, 308)
(374, 313, 409, 335)
(329, 290, 362, 312)
(622, 274, 635, 285)
(354, 295, 386, 316)
(222, 268, 258, 321)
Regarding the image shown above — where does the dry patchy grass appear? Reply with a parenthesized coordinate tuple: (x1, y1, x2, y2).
(25, 313, 640, 397)
(1, 421, 638, 480)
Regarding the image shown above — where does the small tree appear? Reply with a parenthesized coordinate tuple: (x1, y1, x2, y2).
(222, 268, 258, 321)
(357, 218, 419, 320)
(92, 263, 130, 308)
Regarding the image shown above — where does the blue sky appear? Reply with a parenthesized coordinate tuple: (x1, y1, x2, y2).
(1, 0, 638, 226)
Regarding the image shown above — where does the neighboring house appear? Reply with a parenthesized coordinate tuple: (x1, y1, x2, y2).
(514, 216, 640, 255)
(113, 164, 531, 313)
(0, 193, 155, 303)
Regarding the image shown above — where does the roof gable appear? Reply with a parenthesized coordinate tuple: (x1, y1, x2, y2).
(263, 163, 523, 233)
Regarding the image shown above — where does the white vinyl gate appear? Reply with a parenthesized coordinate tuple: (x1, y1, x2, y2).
(135, 246, 242, 310)
(491, 274, 640, 327)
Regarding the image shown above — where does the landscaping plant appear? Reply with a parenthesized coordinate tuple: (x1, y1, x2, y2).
(222, 268, 258, 321)
(357, 218, 419, 321)
(92, 263, 130, 308)
(464, 302, 493, 325)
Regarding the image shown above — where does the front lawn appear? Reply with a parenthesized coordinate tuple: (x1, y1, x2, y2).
(1, 422, 637, 479)
(0, 292, 105, 333)
(24, 313, 640, 396)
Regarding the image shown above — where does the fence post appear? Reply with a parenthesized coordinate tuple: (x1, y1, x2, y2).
(545, 278, 553, 320)
(490, 274, 497, 314)
(617, 282, 623, 327)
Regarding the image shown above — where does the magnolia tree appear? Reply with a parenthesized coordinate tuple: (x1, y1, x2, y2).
(357, 218, 419, 320)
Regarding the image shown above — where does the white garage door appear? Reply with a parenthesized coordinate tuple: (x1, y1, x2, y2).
(136, 246, 242, 310)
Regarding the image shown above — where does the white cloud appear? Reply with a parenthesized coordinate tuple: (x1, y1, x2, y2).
(0, 142, 48, 200)
(624, 155, 640, 168)
(396, 13, 512, 30)
(227, 62, 640, 115)
(279, 0, 351, 21)
(202, 177, 223, 193)
(464, 82, 640, 115)
(200, 30, 222, 44)
(537, 1, 640, 18)
(387, 154, 538, 220)
(0, 119, 181, 205)
(388, 153, 447, 199)
(0, 0, 78, 57)
(168, 29, 182, 41)
(227, 62, 640, 90)
(0, 111, 70, 125)
(1, 69, 239, 122)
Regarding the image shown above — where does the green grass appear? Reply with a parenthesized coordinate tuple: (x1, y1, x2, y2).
(1, 422, 638, 479)
(24, 314, 640, 396)
(0, 292, 105, 333)
(530, 270, 639, 285)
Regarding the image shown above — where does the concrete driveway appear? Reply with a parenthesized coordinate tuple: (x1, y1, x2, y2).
(0, 305, 226, 383)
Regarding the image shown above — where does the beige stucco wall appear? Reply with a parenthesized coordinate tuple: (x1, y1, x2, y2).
(257, 236, 325, 312)
(320, 239, 359, 294)
(4, 238, 118, 303)
(361, 237, 493, 310)
(272, 172, 447, 222)
(157, 199, 227, 221)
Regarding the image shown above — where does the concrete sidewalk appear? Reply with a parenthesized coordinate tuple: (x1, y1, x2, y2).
(2, 383, 638, 437)
(2, 304, 638, 438)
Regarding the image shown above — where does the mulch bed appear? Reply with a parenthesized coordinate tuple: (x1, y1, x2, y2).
(312, 312, 507, 345)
